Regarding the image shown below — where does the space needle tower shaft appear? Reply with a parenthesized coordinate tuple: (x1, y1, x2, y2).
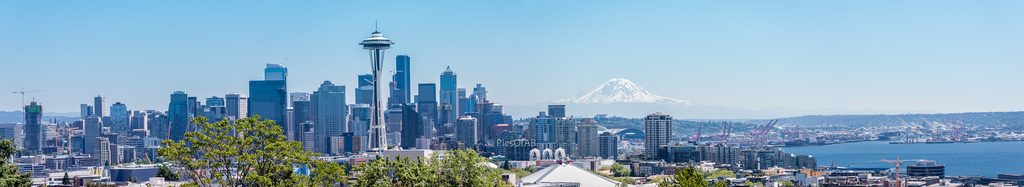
(360, 31, 394, 150)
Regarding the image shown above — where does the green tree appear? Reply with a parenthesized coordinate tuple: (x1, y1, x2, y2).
(658, 167, 707, 187)
(157, 116, 345, 187)
(714, 180, 729, 187)
(352, 149, 509, 187)
(62, 172, 72, 185)
(744, 181, 765, 187)
(156, 165, 179, 181)
(610, 163, 630, 177)
(0, 139, 31, 187)
(704, 169, 736, 179)
(616, 177, 636, 185)
(780, 180, 794, 187)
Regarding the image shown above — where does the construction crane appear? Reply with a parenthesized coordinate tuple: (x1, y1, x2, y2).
(12, 89, 41, 106)
(881, 155, 904, 187)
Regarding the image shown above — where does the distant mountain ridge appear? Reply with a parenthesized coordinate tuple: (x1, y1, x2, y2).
(0, 111, 80, 124)
(750, 111, 1024, 129)
(557, 78, 688, 104)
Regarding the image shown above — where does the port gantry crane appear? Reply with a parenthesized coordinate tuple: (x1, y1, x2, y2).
(748, 119, 778, 147)
(720, 122, 732, 144)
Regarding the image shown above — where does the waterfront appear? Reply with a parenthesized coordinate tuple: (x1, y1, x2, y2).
(783, 141, 1024, 177)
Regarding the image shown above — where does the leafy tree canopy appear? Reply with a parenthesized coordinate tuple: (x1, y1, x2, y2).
(157, 116, 346, 187)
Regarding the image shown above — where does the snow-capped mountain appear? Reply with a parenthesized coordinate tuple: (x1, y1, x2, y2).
(557, 78, 689, 104)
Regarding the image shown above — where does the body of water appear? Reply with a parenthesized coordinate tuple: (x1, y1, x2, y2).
(783, 141, 1024, 177)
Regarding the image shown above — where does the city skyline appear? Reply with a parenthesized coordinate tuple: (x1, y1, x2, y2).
(3, 1, 1024, 118)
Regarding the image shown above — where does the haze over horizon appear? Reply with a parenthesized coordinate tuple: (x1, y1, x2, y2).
(2, 1, 1023, 118)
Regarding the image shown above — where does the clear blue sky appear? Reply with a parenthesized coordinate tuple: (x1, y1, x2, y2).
(2, 1, 1022, 117)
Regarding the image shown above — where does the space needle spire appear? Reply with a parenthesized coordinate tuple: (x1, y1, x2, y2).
(360, 29, 394, 151)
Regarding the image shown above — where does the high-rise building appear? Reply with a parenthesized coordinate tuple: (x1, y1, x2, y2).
(355, 74, 374, 105)
(129, 110, 148, 132)
(456, 116, 478, 148)
(360, 30, 394, 150)
(84, 116, 103, 155)
(530, 112, 556, 146)
(204, 96, 227, 122)
(457, 88, 471, 115)
(23, 101, 43, 153)
(576, 118, 600, 158)
(554, 117, 578, 156)
(472, 84, 487, 103)
(187, 96, 200, 119)
(249, 79, 288, 131)
(168, 91, 190, 141)
(110, 102, 130, 135)
(416, 83, 438, 125)
(93, 96, 105, 117)
(290, 92, 312, 142)
(147, 111, 169, 140)
(312, 81, 346, 154)
(644, 113, 672, 160)
(439, 66, 458, 127)
(388, 55, 412, 107)
(80, 104, 93, 119)
(225, 93, 248, 120)
(264, 63, 287, 81)
(400, 104, 422, 149)
(349, 104, 370, 136)
(548, 105, 566, 118)
(598, 131, 619, 159)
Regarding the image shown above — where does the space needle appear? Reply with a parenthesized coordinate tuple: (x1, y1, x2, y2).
(360, 30, 393, 150)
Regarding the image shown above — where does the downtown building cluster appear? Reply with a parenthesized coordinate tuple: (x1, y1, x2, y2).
(0, 31, 835, 186)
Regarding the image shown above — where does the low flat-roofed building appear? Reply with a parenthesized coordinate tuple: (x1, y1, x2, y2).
(520, 163, 622, 187)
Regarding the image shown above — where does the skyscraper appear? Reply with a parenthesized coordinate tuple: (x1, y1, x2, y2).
(355, 74, 374, 105)
(554, 117, 578, 156)
(548, 105, 566, 118)
(84, 116, 103, 155)
(225, 93, 247, 120)
(472, 84, 487, 103)
(598, 131, 619, 159)
(204, 96, 226, 122)
(360, 30, 394, 150)
(23, 101, 43, 153)
(416, 83, 438, 126)
(249, 64, 288, 132)
(312, 81, 346, 154)
(389, 55, 412, 107)
(644, 113, 672, 160)
(349, 104, 370, 136)
(439, 66, 458, 126)
(168, 91, 189, 141)
(530, 112, 556, 145)
(457, 88, 471, 115)
(110, 102, 130, 135)
(576, 118, 600, 158)
(80, 104, 93, 119)
(264, 63, 287, 81)
(290, 92, 312, 141)
(456, 116, 478, 148)
(93, 96, 105, 117)
(400, 104, 422, 149)
(148, 111, 169, 140)
(130, 110, 148, 132)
